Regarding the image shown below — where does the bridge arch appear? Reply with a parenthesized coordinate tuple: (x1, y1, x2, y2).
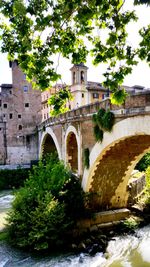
(65, 125, 81, 175)
(82, 115, 150, 210)
(39, 128, 61, 160)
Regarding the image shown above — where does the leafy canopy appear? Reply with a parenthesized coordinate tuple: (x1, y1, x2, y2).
(0, 0, 150, 103)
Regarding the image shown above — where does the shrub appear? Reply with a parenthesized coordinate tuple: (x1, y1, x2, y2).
(6, 155, 86, 251)
(0, 168, 29, 190)
(122, 216, 140, 230)
(59, 173, 86, 220)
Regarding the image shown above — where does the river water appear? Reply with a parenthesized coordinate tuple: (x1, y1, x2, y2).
(0, 191, 150, 267)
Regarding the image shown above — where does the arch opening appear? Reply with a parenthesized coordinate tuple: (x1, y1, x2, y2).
(66, 132, 78, 172)
(41, 133, 58, 158)
(86, 135, 150, 211)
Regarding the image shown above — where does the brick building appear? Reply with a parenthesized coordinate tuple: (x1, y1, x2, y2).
(0, 60, 42, 165)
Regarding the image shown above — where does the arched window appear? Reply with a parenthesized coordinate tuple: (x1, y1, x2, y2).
(81, 71, 85, 83)
(73, 72, 76, 84)
(18, 125, 22, 130)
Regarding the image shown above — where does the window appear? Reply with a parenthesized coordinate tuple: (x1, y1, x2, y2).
(0, 128, 1, 131)
(25, 103, 29, 108)
(82, 93, 84, 98)
(81, 71, 85, 83)
(9, 90, 12, 94)
(23, 85, 28, 92)
(18, 114, 22, 119)
(73, 72, 76, 84)
(102, 94, 105, 99)
(93, 93, 99, 99)
(18, 125, 22, 130)
(23, 74, 26, 80)
(26, 135, 30, 147)
(3, 103, 7, 108)
(9, 113, 13, 119)
(0, 100, 1, 107)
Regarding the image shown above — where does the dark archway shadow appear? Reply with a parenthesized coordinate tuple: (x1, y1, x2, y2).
(66, 132, 78, 173)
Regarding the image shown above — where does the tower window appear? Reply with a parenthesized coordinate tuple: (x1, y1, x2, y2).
(9, 113, 13, 119)
(81, 71, 85, 83)
(25, 103, 29, 108)
(18, 114, 22, 119)
(73, 72, 76, 84)
(23, 74, 26, 80)
(18, 125, 22, 130)
(82, 93, 84, 98)
(3, 103, 7, 108)
(23, 85, 28, 92)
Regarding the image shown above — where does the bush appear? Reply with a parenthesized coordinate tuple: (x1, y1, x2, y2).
(121, 216, 140, 231)
(0, 168, 30, 190)
(6, 155, 86, 251)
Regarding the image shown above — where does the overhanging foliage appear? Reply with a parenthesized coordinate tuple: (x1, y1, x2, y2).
(0, 0, 149, 104)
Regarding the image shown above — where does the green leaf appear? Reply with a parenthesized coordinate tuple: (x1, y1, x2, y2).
(111, 89, 128, 105)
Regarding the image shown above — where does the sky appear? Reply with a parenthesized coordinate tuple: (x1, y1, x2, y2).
(0, 2, 150, 88)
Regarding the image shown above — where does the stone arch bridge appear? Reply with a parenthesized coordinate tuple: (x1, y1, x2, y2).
(38, 92, 150, 210)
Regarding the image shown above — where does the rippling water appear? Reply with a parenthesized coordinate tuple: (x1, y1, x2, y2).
(0, 191, 14, 213)
(0, 191, 150, 267)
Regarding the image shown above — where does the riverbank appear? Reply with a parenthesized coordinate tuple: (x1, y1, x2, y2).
(67, 207, 150, 256)
(0, 191, 150, 258)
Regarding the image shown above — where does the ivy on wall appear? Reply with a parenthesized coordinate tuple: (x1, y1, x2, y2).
(93, 108, 115, 142)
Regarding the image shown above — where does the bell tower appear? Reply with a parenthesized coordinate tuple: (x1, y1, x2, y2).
(70, 63, 88, 85)
(70, 63, 89, 109)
